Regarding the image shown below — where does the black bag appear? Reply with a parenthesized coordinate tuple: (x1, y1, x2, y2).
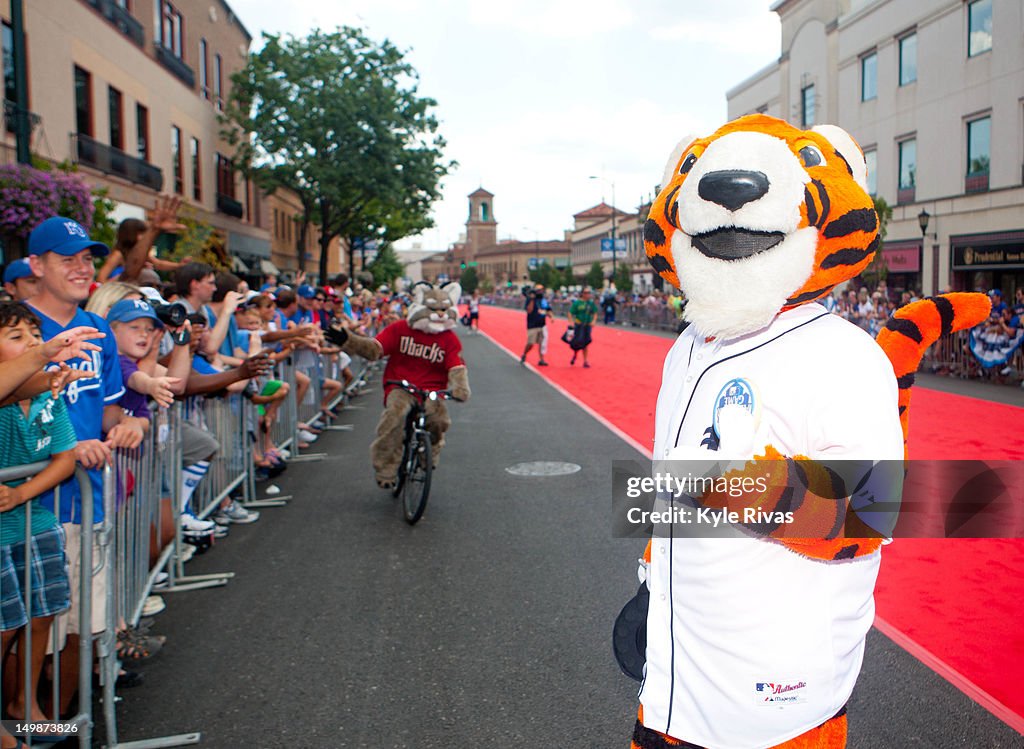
(460, 313, 471, 327)
(561, 326, 574, 345)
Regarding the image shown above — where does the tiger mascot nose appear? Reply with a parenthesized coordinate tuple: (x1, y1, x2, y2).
(697, 169, 770, 211)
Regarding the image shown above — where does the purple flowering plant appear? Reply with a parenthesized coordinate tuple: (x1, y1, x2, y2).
(0, 163, 94, 240)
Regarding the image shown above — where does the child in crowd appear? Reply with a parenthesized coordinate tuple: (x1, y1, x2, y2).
(0, 303, 94, 736)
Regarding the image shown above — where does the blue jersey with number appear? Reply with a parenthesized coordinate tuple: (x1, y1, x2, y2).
(30, 305, 125, 525)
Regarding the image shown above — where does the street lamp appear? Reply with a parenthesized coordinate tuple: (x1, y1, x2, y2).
(917, 209, 930, 237)
(589, 176, 618, 283)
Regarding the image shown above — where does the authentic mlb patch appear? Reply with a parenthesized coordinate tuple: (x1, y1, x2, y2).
(754, 679, 809, 706)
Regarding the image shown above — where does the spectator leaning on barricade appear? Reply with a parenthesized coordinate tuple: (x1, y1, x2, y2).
(25, 216, 148, 716)
(293, 284, 343, 423)
(3, 258, 38, 303)
(0, 303, 105, 743)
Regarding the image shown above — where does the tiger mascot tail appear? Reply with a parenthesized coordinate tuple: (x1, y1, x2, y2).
(627, 114, 989, 749)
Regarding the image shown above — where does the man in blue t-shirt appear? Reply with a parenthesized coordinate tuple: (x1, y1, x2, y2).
(26, 216, 146, 703)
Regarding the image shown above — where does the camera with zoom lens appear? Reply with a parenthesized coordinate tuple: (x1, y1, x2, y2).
(149, 301, 187, 328)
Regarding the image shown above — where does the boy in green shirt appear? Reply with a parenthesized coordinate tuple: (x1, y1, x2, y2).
(0, 302, 99, 732)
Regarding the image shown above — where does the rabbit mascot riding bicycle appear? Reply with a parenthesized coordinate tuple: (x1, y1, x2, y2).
(326, 282, 470, 488)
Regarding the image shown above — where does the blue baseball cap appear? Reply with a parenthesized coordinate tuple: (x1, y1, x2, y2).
(107, 298, 163, 328)
(3, 258, 33, 284)
(28, 216, 109, 257)
(297, 284, 317, 299)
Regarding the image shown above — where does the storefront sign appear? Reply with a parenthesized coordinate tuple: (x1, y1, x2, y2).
(881, 244, 921, 273)
(952, 240, 1024, 270)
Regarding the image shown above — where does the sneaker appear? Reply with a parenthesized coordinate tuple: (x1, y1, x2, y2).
(298, 429, 319, 443)
(181, 514, 216, 533)
(176, 544, 195, 563)
(141, 595, 165, 617)
(583, 362, 591, 368)
(222, 500, 260, 524)
(265, 484, 281, 496)
(213, 524, 229, 538)
(538, 360, 549, 366)
(152, 571, 169, 590)
(519, 355, 526, 366)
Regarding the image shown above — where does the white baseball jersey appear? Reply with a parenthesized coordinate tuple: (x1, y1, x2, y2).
(640, 302, 904, 749)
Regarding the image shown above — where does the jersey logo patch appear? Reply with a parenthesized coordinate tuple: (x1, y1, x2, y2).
(712, 378, 757, 440)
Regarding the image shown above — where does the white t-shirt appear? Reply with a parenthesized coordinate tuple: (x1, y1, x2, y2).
(641, 303, 904, 749)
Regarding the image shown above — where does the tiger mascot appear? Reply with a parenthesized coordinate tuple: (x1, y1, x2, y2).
(628, 114, 990, 749)
(326, 282, 470, 488)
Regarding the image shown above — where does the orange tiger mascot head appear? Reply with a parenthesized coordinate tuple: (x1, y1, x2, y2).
(644, 114, 879, 339)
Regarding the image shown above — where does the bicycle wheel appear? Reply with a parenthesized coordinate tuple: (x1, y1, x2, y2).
(400, 431, 432, 524)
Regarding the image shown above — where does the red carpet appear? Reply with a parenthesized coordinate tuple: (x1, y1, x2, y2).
(475, 304, 1024, 732)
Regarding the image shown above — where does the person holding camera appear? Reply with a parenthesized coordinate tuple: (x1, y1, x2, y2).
(520, 283, 551, 366)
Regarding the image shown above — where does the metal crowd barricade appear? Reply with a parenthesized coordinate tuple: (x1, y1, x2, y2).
(0, 464, 94, 748)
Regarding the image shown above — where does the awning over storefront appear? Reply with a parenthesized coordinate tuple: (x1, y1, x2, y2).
(230, 255, 250, 274)
(228, 231, 271, 259)
(259, 259, 281, 276)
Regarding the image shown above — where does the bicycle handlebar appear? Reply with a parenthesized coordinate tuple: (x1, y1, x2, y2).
(384, 380, 454, 401)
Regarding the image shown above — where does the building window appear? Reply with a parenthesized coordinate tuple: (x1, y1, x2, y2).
(968, 0, 992, 57)
(213, 53, 222, 110)
(899, 33, 917, 86)
(480, 202, 489, 222)
(864, 149, 877, 196)
(199, 39, 208, 99)
(861, 52, 877, 101)
(2, 22, 16, 105)
(898, 138, 916, 203)
(74, 66, 93, 136)
(190, 137, 201, 200)
(800, 84, 815, 128)
(216, 153, 235, 199)
(966, 116, 990, 192)
(136, 103, 149, 160)
(171, 125, 183, 194)
(108, 86, 123, 150)
(156, 1, 184, 58)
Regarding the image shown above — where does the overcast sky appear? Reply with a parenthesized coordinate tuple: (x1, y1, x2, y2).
(229, 0, 781, 251)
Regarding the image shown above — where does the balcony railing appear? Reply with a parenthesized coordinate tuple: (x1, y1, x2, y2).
(217, 192, 244, 218)
(73, 133, 164, 191)
(155, 44, 195, 89)
(965, 172, 989, 194)
(83, 0, 144, 47)
(896, 186, 915, 205)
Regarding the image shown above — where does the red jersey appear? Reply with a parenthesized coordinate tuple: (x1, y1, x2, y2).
(376, 320, 464, 401)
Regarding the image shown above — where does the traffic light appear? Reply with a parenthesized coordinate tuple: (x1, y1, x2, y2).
(506, 281, 512, 288)
(460, 262, 466, 269)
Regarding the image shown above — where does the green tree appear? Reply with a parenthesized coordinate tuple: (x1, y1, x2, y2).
(862, 195, 894, 288)
(459, 265, 479, 294)
(584, 262, 604, 289)
(528, 261, 559, 289)
(613, 264, 633, 293)
(477, 275, 493, 293)
(366, 244, 405, 288)
(223, 27, 452, 280)
(560, 265, 577, 289)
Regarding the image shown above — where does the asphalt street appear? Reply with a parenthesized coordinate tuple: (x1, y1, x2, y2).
(114, 330, 1023, 748)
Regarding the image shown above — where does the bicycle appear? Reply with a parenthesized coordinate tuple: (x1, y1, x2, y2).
(385, 380, 453, 524)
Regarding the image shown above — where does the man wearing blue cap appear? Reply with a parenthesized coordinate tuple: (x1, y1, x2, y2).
(25, 216, 147, 712)
(2, 258, 38, 301)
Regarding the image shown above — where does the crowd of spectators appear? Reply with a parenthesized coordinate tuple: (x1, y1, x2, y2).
(0, 200, 412, 745)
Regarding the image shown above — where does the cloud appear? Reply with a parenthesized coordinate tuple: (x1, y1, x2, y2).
(468, 0, 635, 38)
(649, 14, 780, 58)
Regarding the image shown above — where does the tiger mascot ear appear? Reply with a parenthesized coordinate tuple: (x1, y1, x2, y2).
(441, 281, 462, 308)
